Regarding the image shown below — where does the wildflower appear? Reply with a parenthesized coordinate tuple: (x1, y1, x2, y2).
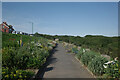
(19, 72, 22, 75)
(40, 45, 43, 48)
(83, 49, 85, 53)
(16, 70, 19, 73)
(14, 74, 16, 77)
(19, 75, 22, 78)
(2, 72, 5, 74)
(24, 76, 27, 78)
(10, 74, 13, 78)
(5, 75, 9, 78)
(11, 72, 13, 74)
(103, 65, 107, 68)
(114, 57, 118, 61)
(116, 63, 118, 67)
(45, 47, 48, 50)
(104, 61, 114, 65)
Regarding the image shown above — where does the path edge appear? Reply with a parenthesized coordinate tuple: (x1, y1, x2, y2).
(75, 56, 97, 79)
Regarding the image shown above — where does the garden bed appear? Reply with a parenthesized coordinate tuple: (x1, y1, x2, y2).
(2, 33, 57, 79)
(62, 42, 120, 79)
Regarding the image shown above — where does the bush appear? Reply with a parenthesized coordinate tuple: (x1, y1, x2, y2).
(81, 51, 98, 66)
(2, 33, 55, 67)
(72, 47, 78, 54)
(104, 60, 120, 78)
(2, 47, 17, 69)
(75, 48, 84, 60)
(88, 56, 108, 75)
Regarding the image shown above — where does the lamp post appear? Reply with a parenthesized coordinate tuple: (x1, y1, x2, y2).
(29, 22, 33, 35)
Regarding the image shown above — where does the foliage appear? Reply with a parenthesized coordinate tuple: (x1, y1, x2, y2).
(81, 51, 98, 66)
(35, 33, 120, 61)
(72, 47, 78, 54)
(104, 60, 120, 78)
(2, 33, 56, 79)
(2, 41, 50, 70)
(75, 48, 84, 60)
(88, 56, 108, 75)
(2, 67, 34, 79)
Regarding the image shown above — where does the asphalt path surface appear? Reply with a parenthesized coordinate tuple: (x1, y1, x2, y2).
(38, 43, 95, 78)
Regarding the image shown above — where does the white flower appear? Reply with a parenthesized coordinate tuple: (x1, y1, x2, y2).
(103, 65, 107, 68)
(31, 41, 34, 44)
(104, 61, 114, 65)
(37, 43, 41, 47)
(114, 57, 118, 61)
(83, 49, 85, 53)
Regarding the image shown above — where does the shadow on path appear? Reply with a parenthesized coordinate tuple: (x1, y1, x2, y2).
(35, 46, 58, 78)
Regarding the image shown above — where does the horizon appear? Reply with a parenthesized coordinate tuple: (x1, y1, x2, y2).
(35, 32, 119, 37)
(2, 2, 118, 37)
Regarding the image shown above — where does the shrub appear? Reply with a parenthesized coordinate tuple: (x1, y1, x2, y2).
(81, 51, 98, 66)
(104, 60, 120, 78)
(2, 47, 17, 69)
(72, 47, 78, 54)
(88, 56, 108, 75)
(75, 48, 84, 60)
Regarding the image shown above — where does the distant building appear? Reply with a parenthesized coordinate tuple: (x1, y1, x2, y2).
(0, 22, 9, 33)
(12, 31, 16, 34)
(0, 22, 29, 35)
(8, 25, 14, 33)
(13, 31, 29, 35)
(0, 22, 14, 33)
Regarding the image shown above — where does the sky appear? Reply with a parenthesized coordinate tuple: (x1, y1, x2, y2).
(2, 2, 118, 37)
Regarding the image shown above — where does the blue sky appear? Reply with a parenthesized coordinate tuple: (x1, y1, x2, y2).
(2, 2, 118, 37)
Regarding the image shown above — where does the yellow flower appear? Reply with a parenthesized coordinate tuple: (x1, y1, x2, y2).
(5, 75, 9, 78)
(14, 74, 16, 77)
(16, 70, 19, 73)
(45, 47, 48, 50)
(11, 72, 13, 74)
(41, 45, 43, 48)
(19, 75, 22, 78)
(19, 72, 22, 75)
(2, 72, 5, 74)
(116, 63, 118, 67)
(24, 76, 27, 78)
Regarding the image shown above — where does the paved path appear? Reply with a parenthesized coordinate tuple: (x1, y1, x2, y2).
(42, 43, 94, 78)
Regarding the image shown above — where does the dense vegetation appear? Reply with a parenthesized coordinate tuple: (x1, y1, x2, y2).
(34, 32, 120, 79)
(63, 42, 120, 78)
(34, 32, 120, 61)
(2, 32, 56, 79)
(1, 32, 120, 79)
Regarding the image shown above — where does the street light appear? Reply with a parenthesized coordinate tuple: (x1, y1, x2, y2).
(29, 22, 33, 34)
